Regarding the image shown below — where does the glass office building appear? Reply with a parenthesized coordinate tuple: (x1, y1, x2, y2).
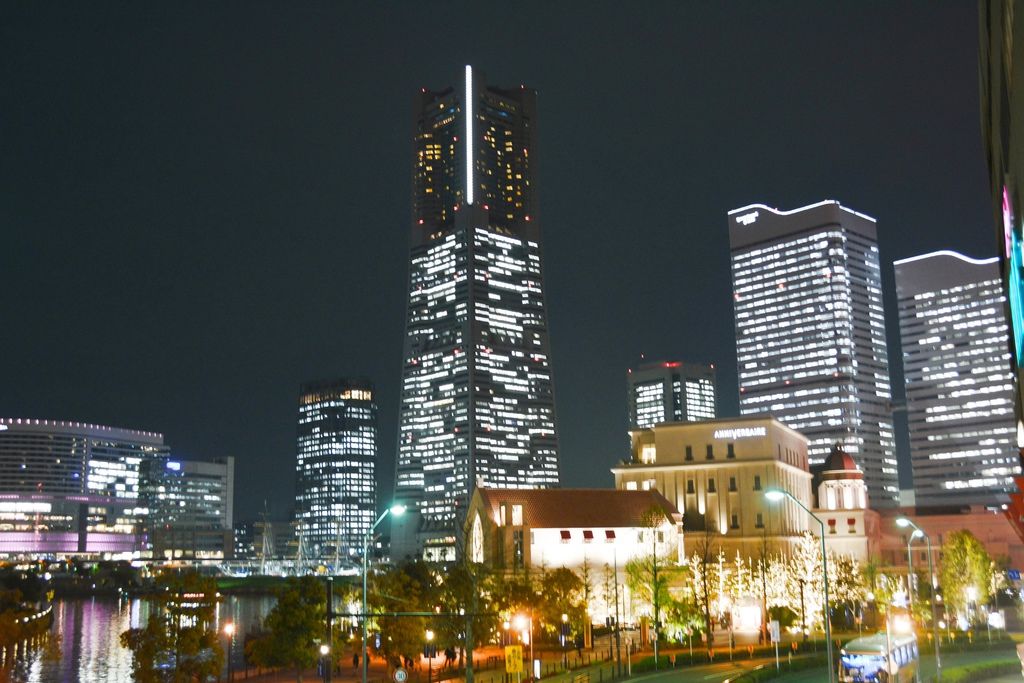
(295, 378, 378, 563)
(895, 250, 1020, 506)
(627, 360, 716, 429)
(394, 66, 560, 561)
(728, 201, 898, 506)
(141, 455, 235, 560)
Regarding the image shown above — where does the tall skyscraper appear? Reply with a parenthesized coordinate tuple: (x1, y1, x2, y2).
(729, 201, 898, 506)
(627, 360, 716, 429)
(895, 250, 1020, 506)
(295, 378, 378, 563)
(393, 66, 560, 561)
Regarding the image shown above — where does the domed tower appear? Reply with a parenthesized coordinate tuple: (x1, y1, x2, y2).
(817, 443, 868, 511)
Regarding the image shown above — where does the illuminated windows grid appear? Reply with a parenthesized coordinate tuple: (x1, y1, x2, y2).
(295, 380, 378, 562)
(895, 251, 1020, 506)
(627, 361, 717, 429)
(729, 202, 898, 506)
(397, 68, 559, 560)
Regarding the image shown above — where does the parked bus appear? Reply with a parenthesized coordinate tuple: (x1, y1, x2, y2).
(839, 633, 918, 682)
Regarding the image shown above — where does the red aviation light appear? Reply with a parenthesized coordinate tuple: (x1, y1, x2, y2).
(664, 362, 681, 368)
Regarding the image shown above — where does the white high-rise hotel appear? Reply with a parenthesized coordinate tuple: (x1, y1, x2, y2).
(728, 201, 899, 506)
(894, 251, 1020, 506)
(393, 67, 560, 561)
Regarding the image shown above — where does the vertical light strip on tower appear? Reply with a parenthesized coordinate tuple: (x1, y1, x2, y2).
(465, 64, 474, 205)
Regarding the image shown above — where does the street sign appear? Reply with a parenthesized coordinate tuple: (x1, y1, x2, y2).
(768, 620, 780, 643)
(1008, 569, 1021, 581)
(504, 645, 523, 674)
(394, 668, 408, 683)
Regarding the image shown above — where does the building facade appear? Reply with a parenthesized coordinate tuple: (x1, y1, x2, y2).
(613, 417, 878, 562)
(894, 250, 1020, 506)
(393, 66, 560, 561)
(627, 360, 716, 429)
(295, 378, 378, 564)
(464, 487, 682, 624)
(729, 201, 898, 507)
(613, 417, 813, 558)
(979, 0, 1024, 542)
(0, 417, 167, 556)
(141, 456, 235, 560)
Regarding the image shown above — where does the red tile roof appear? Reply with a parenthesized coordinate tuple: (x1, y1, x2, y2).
(475, 487, 680, 529)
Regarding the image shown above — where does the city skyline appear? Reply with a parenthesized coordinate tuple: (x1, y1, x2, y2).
(1, 3, 995, 522)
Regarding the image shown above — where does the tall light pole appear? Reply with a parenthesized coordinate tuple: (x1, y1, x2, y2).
(764, 488, 834, 683)
(514, 612, 533, 678)
(362, 504, 406, 683)
(320, 644, 331, 683)
(896, 517, 941, 681)
(223, 622, 235, 682)
(901, 531, 916, 619)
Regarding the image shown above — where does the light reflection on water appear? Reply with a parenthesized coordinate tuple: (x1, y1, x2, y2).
(2, 595, 276, 683)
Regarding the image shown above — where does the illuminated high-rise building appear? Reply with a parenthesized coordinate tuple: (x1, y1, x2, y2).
(895, 250, 1020, 506)
(627, 360, 716, 429)
(295, 378, 378, 563)
(728, 201, 898, 506)
(393, 66, 560, 561)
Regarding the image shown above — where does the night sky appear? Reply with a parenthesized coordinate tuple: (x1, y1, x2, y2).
(1, 2, 995, 523)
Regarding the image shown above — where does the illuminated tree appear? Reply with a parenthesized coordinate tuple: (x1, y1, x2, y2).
(786, 533, 824, 632)
(539, 567, 584, 638)
(686, 528, 720, 652)
(939, 530, 992, 623)
(827, 553, 866, 628)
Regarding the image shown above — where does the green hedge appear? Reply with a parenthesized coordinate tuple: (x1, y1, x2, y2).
(722, 656, 826, 682)
(926, 659, 1020, 683)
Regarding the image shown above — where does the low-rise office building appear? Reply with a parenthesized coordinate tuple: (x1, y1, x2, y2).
(141, 456, 235, 561)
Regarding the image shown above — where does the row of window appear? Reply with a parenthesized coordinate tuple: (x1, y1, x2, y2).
(683, 444, 736, 460)
(682, 475, 762, 494)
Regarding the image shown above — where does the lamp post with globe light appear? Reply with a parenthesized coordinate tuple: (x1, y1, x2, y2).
(764, 487, 834, 683)
(320, 644, 331, 683)
(514, 613, 533, 678)
(223, 622, 236, 682)
(896, 516, 940, 681)
(362, 504, 406, 683)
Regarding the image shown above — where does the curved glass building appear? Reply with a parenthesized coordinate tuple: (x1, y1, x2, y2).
(0, 417, 167, 556)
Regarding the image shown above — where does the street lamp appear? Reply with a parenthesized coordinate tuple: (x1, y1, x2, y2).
(561, 613, 569, 669)
(320, 644, 331, 683)
(764, 488, 834, 683)
(362, 503, 407, 683)
(514, 612, 533, 677)
(223, 622, 236, 682)
(896, 516, 941, 681)
(425, 629, 435, 683)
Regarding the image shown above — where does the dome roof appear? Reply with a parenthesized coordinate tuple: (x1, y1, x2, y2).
(823, 443, 860, 474)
